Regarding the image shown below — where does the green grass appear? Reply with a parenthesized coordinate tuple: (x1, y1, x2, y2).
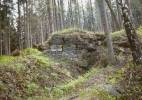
(78, 86, 116, 100)
(27, 82, 40, 95)
(0, 56, 16, 64)
(27, 68, 101, 100)
(21, 48, 42, 56)
(0, 48, 42, 65)
(48, 67, 122, 100)
(111, 30, 125, 39)
(32, 54, 55, 68)
(110, 26, 142, 40)
(49, 68, 100, 98)
(107, 67, 126, 84)
(52, 28, 86, 35)
(137, 26, 142, 38)
(0, 48, 73, 100)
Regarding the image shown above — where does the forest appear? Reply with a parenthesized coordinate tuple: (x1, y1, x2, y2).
(0, 0, 142, 100)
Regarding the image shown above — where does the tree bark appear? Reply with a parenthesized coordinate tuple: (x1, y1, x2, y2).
(105, 0, 121, 31)
(119, 0, 142, 65)
(116, 0, 123, 29)
(97, 0, 116, 65)
(18, 0, 23, 50)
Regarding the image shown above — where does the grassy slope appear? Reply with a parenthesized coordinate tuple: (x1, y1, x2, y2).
(0, 49, 73, 100)
(111, 26, 142, 40)
(27, 65, 126, 100)
(58, 66, 125, 100)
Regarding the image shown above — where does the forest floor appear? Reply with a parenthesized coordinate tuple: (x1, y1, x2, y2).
(59, 66, 125, 100)
(0, 27, 142, 100)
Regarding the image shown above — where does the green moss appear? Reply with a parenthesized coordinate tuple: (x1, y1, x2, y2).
(0, 49, 41, 65)
(27, 82, 40, 95)
(28, 96, 48, 100)
(51, 87, 64, 97)
(137, 26, 142, 38)
(110, 26, 142, 40)
(21, 48, 55, 68)
(50, 68, 100, 97)
(33, 55, 54, 68)
(137, 26, 142, 33)
(0, 81, 7, 91)
(0, 48, 77, 100)
(12, 63, 26, 72)
(0, 56, 15, 64)
(119, 65, 142, 99)
(52, 28, 86, 35)
(111, 30, 125, 39)
(107, 67, 126, 84)
(21, 48, 42, 56)
(79, 86, 116, 100)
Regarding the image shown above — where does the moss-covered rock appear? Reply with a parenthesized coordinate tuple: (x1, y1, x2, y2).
(46, 30, 103, 69)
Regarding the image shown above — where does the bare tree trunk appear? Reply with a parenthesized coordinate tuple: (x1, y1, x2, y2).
(26, 1, 31, 48)
(0, 40, 2, 55)
(116, 0, 123, 29)
(40, 19, 44, 44)
(57, 0, 62, 30)
(118, 0, 142, 65)
(47, 0, 53, 33)
(60, 0, 65, 29)
(8, 26, 11, 54)
(52, 0, 57, 31)
(17, 0, 23, 50)
(139, 0, 142, 4)
(81, 0, 85, 29)
(51, 0, 55, 33)
(0, 0, 2, 55)
(97, 0, 116, 65)
(23, 3, 26, 48)
(95, 0, 103, 32)
(4, 31, 9, 55)
(105, 0, 121, 31)
(68, 0, 73, 27)
(0, 32, 3, 55)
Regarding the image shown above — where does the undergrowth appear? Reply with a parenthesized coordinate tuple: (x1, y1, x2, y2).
(119, 65, 142, 100)
(52, 28, 86, 35)
(0, 56, 16, 64)
(53, 68, 100, 96)
(0, 48, 72, 100)
(78, 86, 116, 100)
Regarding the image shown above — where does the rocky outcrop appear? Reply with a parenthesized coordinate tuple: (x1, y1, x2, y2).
(45, 32, 104, 68)
(34, 30, 133, 68)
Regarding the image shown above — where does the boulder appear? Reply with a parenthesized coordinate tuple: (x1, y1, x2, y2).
(33, 42, 49, 51)
(46, 31, 101, 68)
(11, 49, 21, 56)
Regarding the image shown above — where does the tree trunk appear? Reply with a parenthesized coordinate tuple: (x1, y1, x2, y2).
(105, 0, 121, 31)
(116, 0, 123, 29)
(81, 0, 85, 29)
(119, 0, 142, 65)
(97, 0, 116, 65)
(18, 0, 22, 50)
